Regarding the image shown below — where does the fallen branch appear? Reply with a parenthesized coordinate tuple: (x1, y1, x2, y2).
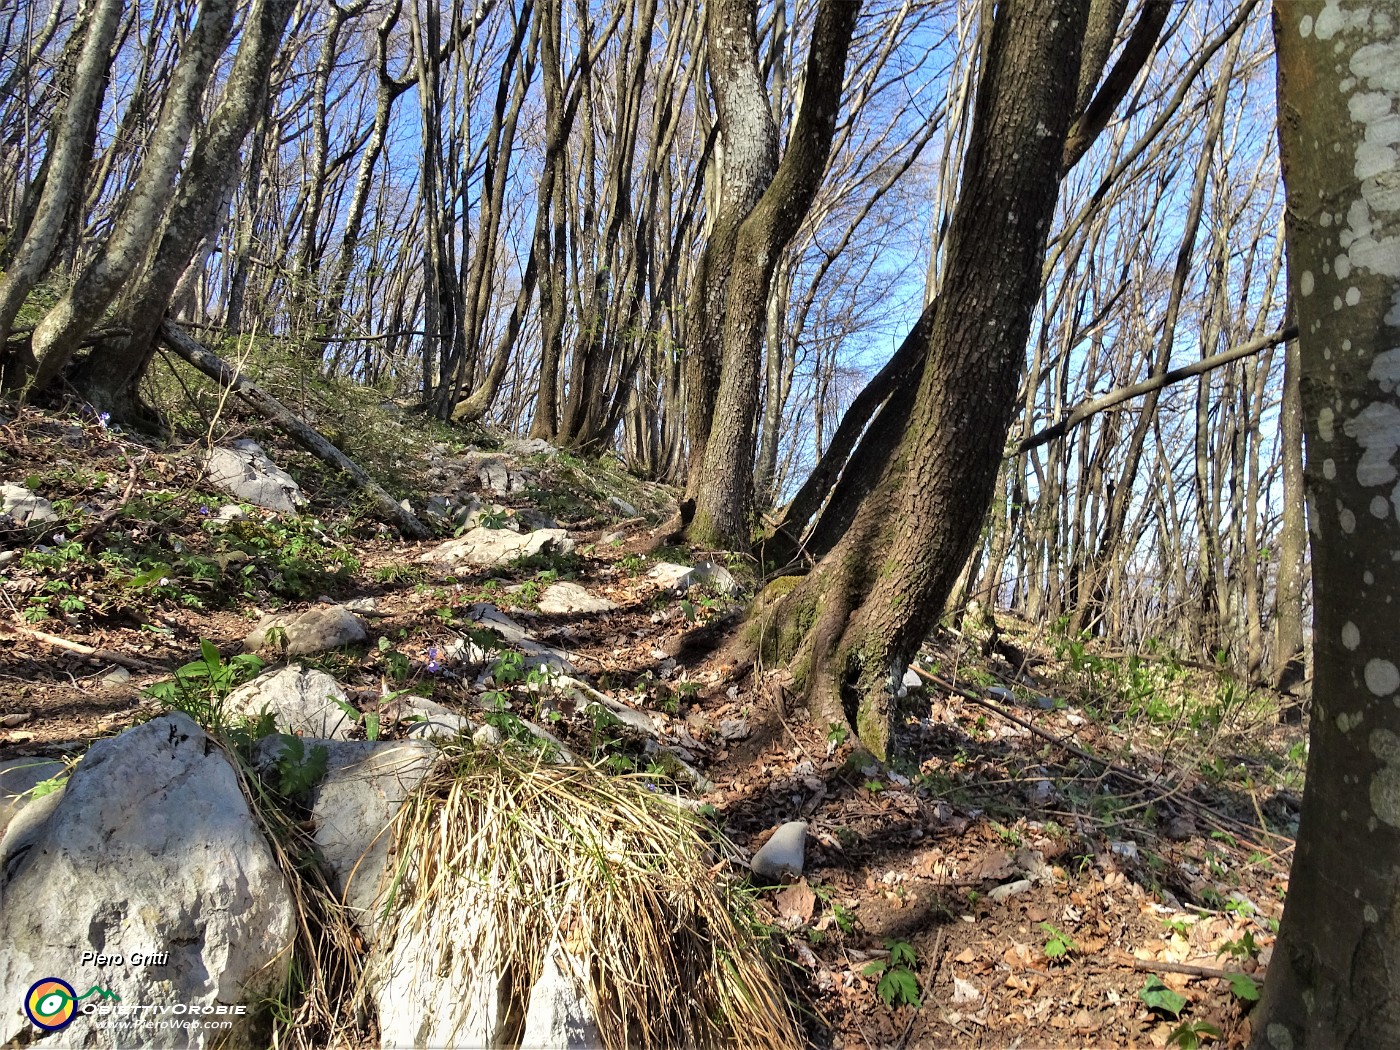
(1109, 950, 1261, 983)
(158, 320, 429, 539)
(7, 626, 172, 673)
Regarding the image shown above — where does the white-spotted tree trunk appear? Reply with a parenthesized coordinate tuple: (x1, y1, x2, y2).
(1255, 4, 1400, 1046)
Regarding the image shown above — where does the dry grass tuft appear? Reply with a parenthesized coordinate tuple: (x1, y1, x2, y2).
(386, 743, 801, 1050)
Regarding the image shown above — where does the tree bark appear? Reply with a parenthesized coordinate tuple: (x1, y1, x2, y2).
(745, 0, 1091, 758)
(1252, 6, 1400, 1046)
(72, 0, 296, 417)
(687, 0, 861, 549)
(1271, 330, 1307, 692)
(24, 0, 237, 394)
(0, 0, 123, 372)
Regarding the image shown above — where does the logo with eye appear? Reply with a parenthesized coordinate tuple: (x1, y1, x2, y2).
(23, 978, 120, 1031)
(25, 978, 78, 1031)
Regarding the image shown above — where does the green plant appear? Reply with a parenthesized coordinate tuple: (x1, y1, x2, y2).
(1217, 930, 1260, 962)
(1226, 971, 1259, 1002)
(863, 940, 921, 1008)
(1138, 976, 1186, 1018)
(1167, 1020, 1222, 1049)
(826, 722, 849, 747)
(1039, 922, 1077, 961)
(270, 733, 330, 798)
(144, 640, 265, 728)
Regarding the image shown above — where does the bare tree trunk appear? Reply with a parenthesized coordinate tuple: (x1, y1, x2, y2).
(25, 0, 237, 394)
(73, 0, 296, 417)
(1254, 6, 1400, 1046)
(745, 0, 1091, 758)
(0, 0, 123, 369)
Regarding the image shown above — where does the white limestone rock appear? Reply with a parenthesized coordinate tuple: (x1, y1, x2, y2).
(0, 714, 295, 1049)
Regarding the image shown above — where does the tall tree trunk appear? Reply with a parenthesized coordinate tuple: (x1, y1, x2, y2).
(744, 0, 1090, 758)
(682, 0, 778, 498)
(687, 0, 861, 549)
(1254, 5, 1400, 1047)
(72, 0, 296, 417)
(24, 0, 236, 394)
(0, 0, 123, 370)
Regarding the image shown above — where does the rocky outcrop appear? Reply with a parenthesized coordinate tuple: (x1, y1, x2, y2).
(204, 440, 306, 513)
(0, 714, 295, 1048)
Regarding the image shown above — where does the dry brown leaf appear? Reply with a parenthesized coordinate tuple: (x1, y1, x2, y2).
(954, 947, 977, 964)
(775, 878, 816, 924)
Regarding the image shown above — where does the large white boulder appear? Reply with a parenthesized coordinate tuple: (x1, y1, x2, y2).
(204, 440, 306, 513)
(0, 714, 295, 1048)
(302, 740, 438, 937)
(537, 582, 616, 615)
(419, 527, 574, 570)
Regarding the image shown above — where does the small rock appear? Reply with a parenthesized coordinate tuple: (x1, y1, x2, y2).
(214, 503, 247, 523)
(515, 508, 559, 531)
(245, 605, 368, 655)
(719, 719, 750, 742)
(1034, 695, 1057, 710)
(607, 496, 638, 517)
(751, 820, 808, 880)
(394, 696, 474, 740)
(101, 667, 132, 689)
(537, 582, 617, 615)
(1164, 815, 1197, 841)
(518, 937, 603, 1049)
(0, 481, 56, 525)
(903, 667, 923, 688)
(1108, 839, 1139, 861)
(986, 685, 1016, 704)
(0, 712, 31, 727)
(0, 551, 15, 566)
(473, 724, 504, 747)
(419, 527, 574, 570)
(988, 879, 1033, 902)
(647, 559, 740, 596)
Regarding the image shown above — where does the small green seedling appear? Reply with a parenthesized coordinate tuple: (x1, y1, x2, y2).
(1040, 922, 1077, 960)
(863, 940, 921, 1008)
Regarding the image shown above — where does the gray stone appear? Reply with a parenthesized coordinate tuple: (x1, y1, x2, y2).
(648, 559, 740, 596)
(214, 503, 247, 523)
(519, 639, 576, 675)
(0, 758, 66, 839)
(1, 481, 56, 525)
(305, 740, 437, 936)
(102, 666, 132, 688)
(477, 456, 531, 495)
(395, 696, 474, 741)
(419, 527, 574, 570)
(988, 879, 1033, 902)
(607, 496, 638, 517)
(245, 605, 368, 655)
(472, 724, 504, 747)
(0, 714, 295, 1049)
(538, 581, 617, 615)
(0, 550, 15, 566)
(518, 937, 603, 1049)
(204, 440, 306, 513)
(515, 507, 560, 531)
(468, 603, 531, 644)
(986, 685, 1016, 704)
(226, 664, 356, 739)
(505, 437, 557, 458)
(751, 820, 808, 881)
(719, 719, 750, 742)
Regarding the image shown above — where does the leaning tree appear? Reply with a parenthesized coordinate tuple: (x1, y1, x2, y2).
(1251, 3, 1400, 1046)
(740, 0, 1094, 758)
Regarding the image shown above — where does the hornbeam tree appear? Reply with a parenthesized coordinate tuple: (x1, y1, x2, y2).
(1252, 3, 1400, 1046)
(740, 0, 1092, 758)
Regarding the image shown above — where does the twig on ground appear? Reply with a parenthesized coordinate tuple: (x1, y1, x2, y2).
(6, 626, 172, 673)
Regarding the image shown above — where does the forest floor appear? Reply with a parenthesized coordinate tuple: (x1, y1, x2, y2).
(1, 389, 1307, 1050)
